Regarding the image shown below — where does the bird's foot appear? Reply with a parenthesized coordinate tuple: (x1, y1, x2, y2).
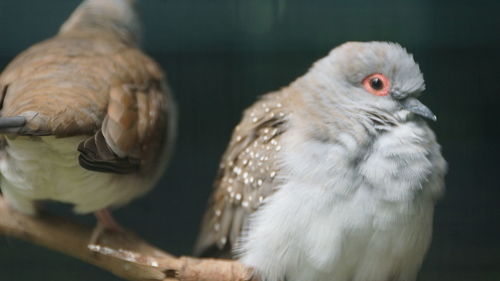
(89, 209, 126, 247)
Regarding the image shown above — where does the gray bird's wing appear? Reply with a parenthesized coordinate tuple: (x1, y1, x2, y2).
(194, 91, 288, 258)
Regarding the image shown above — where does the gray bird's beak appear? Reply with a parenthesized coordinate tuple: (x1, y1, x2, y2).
(399, 97, 437, 121)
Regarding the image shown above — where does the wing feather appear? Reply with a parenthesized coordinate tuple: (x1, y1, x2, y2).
(0, 33, 173, 174)
(195, 91, 289, 257)
(78, 80, 170, 174)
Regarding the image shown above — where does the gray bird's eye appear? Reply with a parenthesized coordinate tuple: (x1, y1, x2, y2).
(362, 73, 391, 96)
(370, 78, 384, 90)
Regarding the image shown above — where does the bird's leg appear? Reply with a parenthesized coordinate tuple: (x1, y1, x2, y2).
(90, 209, 125, 246)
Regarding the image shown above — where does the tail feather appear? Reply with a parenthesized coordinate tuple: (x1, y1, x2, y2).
(0, 116, 50, 136)
(0, 116, 26, 134)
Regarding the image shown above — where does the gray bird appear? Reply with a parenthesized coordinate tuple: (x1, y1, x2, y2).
(0, 0, 175, 240)
(195, 42, 447, 281)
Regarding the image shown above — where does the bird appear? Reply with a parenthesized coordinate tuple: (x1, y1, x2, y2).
(195, 41, 447, 281)
(0, 0, 175, 241)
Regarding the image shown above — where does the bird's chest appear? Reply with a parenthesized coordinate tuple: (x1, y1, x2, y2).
(285, 123, 440, 220)
(283, 121, 440, 205)
(244, 123, 441, 280)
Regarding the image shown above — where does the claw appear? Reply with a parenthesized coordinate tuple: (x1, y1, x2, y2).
(89, 209, 125, 246)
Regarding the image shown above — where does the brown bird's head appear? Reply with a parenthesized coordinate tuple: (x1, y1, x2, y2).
(59, 0, 141, 45)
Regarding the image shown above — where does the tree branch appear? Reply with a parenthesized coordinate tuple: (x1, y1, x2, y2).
(0, 195, 253, 281)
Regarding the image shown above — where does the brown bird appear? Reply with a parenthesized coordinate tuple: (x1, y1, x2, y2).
(0, 0, 175, 240)
(195, 42, 446, 281)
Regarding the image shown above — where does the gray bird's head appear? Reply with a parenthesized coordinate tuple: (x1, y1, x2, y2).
(301, 41, 435, 128)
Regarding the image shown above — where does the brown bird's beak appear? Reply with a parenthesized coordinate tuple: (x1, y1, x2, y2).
(399, 97, 437, 121)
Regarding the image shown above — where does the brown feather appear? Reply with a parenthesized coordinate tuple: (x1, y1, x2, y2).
(0, 26, 173, 175)
(78, 130, 140, 174)
(194, 91, 289, 257)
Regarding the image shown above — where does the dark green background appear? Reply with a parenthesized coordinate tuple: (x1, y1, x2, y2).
(0, 0, 499, 280)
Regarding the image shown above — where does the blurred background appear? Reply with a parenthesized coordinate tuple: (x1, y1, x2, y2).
(0, 0, 499, 280)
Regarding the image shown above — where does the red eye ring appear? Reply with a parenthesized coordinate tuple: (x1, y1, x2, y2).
(362, 73, 391, 96)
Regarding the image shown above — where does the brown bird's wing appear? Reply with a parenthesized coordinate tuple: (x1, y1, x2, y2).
(0, 34, 173, 174)
(194, 91, 289, 258)
(78, 78, 171, 174)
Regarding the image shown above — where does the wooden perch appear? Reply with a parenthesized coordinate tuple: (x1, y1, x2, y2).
(0, 195, 253, 281)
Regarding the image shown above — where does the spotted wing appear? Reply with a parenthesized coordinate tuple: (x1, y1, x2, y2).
(194, 92, 288, 257)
